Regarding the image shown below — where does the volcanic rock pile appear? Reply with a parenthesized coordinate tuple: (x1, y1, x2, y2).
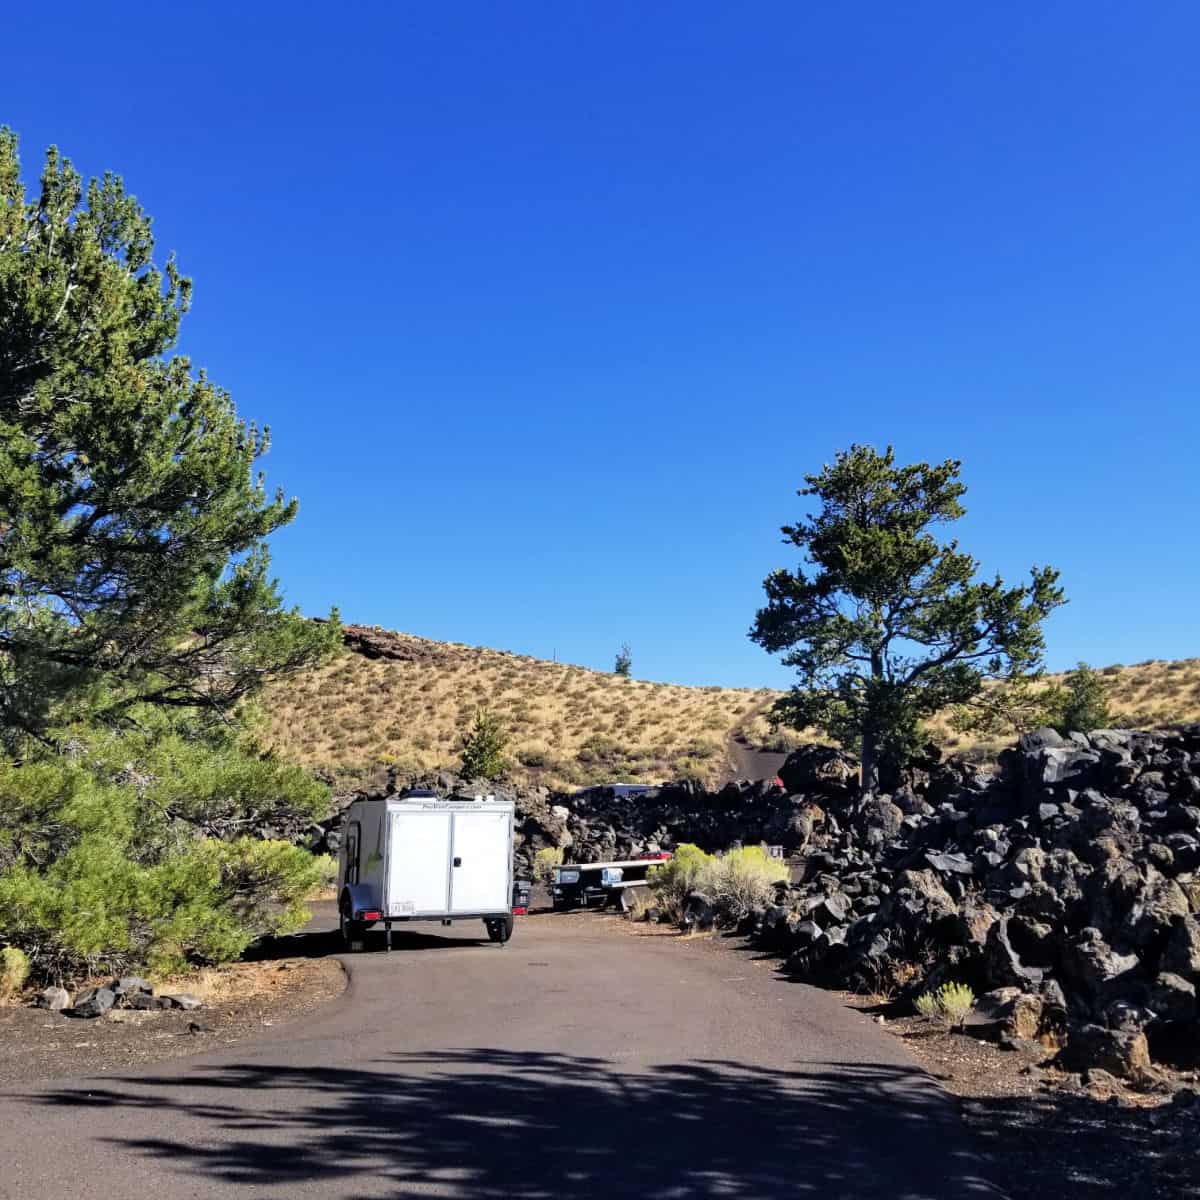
(753, 726, 1200, 1085)
(514, 727, 1200, 1082)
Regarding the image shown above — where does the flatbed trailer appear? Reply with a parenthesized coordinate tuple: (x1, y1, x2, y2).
(551, 853, 671, 912)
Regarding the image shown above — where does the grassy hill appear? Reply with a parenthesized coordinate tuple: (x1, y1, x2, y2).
(265, 625, 779, 791)
(264, 623, 1200, 791)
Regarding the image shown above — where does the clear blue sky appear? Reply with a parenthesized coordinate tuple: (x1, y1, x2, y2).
(4, 4, 1198, 687)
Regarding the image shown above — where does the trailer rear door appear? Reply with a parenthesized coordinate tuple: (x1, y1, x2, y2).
(449, 808, 511, 914)
(386, 810, 452, 916)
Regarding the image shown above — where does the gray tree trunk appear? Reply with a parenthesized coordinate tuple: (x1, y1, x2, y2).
(860, 730, 880, 795)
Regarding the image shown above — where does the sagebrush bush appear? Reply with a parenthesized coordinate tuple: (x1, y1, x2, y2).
(533, 847, 564, 883)
(915, 990, 940, 1019)
(0, 945, 30, 999)
(648, 844, 713, 920)
(915, 981, 976, 1029)
(649, 844, 788, 925)
(704, 846, 789, 922)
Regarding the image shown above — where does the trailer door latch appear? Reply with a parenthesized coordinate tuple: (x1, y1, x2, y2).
(453, 856, 462, 867)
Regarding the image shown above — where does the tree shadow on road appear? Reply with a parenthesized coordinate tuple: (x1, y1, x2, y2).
(27, 1049, 1001, 1199)
(245, 907, 494, 962)
(954, 1087, 1199, 1200)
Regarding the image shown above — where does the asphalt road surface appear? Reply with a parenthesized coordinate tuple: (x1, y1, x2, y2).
(721, 734, 790, 785)
(0, 906, 1003, 1199)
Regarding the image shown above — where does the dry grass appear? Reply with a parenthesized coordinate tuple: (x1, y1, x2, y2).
(264, 626, 1200, 790)
(157, 960, 332, 1006)
(741, 657, 1200, 763)
(924, 657, 1200, 761)
(264, 627, 776, 791)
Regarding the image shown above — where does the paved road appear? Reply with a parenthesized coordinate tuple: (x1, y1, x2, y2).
(721, 734, 789, 785)
(0, 907, 1001, 1199)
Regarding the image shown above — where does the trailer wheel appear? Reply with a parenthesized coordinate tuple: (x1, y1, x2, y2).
(339, 898, 366, 949)
(485, 916, 514, 944)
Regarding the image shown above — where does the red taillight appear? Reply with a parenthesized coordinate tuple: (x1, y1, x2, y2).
(511, 906, 527, 916)
(361, 910, 382, 921)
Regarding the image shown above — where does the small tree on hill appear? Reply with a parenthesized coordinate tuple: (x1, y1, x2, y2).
(1055, 662, 1111, 734)
(614, 642, 633, 677)
(750, 446, 1064, 792)
(460, 708, 509, 780)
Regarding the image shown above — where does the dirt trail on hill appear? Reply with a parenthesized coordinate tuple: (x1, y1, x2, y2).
(721, 733, 789, 783)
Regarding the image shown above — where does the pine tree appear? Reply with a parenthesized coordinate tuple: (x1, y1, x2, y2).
(0, 129, 338, 746)
(614, 642, 632, 677)
(460, 709, 509, 780)
(751, 446, 1064, 791)
(1055, 662, 1111, 734)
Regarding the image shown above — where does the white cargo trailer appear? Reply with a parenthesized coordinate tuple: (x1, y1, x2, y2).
(336, 789, 517, 948)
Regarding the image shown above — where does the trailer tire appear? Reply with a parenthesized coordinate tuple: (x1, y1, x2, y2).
(485, 916, 514, 944)
(339, 898, 366, 949)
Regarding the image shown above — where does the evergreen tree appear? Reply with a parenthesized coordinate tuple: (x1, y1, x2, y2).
(0, 129, 340, 980)
(614, 642, 632, 677)
(751, 446, 1064, 791)
(460, 708, 509, 780)
(0, 129, 338, 747)
(1055, 662, 1111, 734)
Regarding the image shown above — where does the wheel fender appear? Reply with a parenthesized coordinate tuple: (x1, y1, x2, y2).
(341, 883, 377, 919)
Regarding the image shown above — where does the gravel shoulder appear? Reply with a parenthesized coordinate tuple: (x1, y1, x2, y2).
(837, 994, 1200, 1200)
(0, 956, 346, 1086)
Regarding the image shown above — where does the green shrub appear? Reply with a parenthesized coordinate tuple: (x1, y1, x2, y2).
(0, 829, 327, 978)
(915, 990, 940, 1019)
(704, 846, 789, 922)
(533, 847, 563, 884)
(674, 757, 710, 784)
(914, 981, 976, 1029)
(0, 726, 333, 981)
(0, 945, 30, 999)
(648, 844, 713, 921)
(761, 728, 803, 754)
(649, 845, 788, 925)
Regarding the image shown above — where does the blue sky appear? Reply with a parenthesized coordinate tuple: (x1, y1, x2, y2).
(4, 4, 1198, 687)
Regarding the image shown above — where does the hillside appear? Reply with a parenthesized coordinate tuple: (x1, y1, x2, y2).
(265, 625, 779, 791)
(264, 624, 1200, 791)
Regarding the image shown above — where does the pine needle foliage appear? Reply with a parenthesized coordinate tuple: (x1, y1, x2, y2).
(460, 708, 509, 781)
(0, 129, 340, 981)
(0, 128, 339, 747)
(751, 446, 1064, 790)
